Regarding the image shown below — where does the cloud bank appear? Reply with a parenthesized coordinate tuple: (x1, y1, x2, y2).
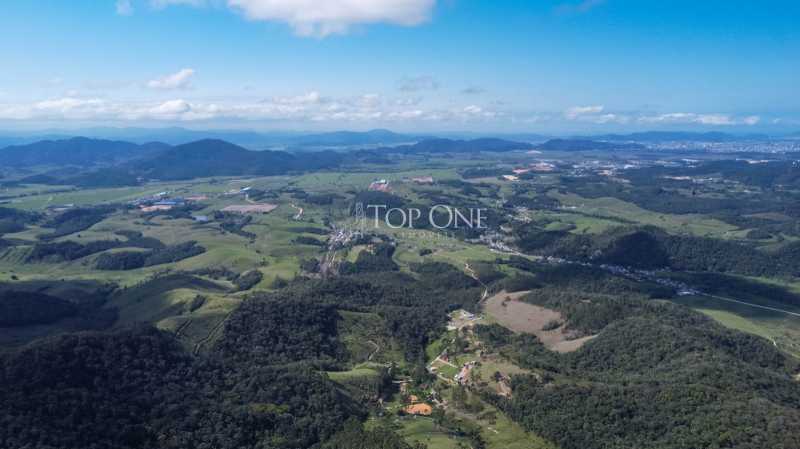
(0, 91, 500, 125)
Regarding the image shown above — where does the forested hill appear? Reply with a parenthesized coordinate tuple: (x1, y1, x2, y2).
(0, 137, 346, 184)
(0, 325, 371, 449)
(0, 137, 169, 167)
(131, 139, 344, 180)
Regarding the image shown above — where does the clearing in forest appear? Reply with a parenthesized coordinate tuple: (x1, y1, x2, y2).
(484, 290, 595, 353)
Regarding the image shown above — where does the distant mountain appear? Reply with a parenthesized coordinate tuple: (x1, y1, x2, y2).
(589, 131, 770, 143)
(386, 138, 534, 154)
(492, 133, 551, 143)
(0, 133, 76, 148)
(288, 129, 420, 148)
(131, 139, 343, 180)
(6, 127, 421, 149)
(0, 137, 170, 167)
(537, 139, 647, 151)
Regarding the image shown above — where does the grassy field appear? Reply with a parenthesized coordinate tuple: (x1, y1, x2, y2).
(397, 417, 463, 449)
(548, 191, 740, 237)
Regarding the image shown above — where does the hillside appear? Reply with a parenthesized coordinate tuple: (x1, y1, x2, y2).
(0, 137, 169, 167)
(131, 139, 344, 180)
(0, 326, 370, 449)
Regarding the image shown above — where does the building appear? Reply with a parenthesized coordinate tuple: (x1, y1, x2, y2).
(140, 205, 173, 213)
(369, 179, 390, 192)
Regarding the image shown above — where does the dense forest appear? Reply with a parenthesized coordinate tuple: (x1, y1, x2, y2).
(39, 206, 117, 240)
(0, 326, 364, 449)
(27, 232, 165, 263)
(0, 291, 77, 327)
(473, 265, 800, 449)
(94, 241, 205, 270)
(512, 224, 800, 278)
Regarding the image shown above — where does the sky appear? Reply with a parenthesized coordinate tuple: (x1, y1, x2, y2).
(0, 0, 798, 134)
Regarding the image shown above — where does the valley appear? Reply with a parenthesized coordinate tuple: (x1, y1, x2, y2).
(1, 136, 800, 449)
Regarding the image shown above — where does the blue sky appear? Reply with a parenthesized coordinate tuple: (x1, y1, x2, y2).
(1, 0, 798, 133)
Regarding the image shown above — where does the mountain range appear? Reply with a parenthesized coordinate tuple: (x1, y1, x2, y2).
(0, 128, 421, 149)
(0, 137, 169, 167)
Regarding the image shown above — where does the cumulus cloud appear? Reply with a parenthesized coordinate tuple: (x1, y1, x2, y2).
(225, 0, 436, 36)
(398, 75, 439, 92)
(146, 68, 196, 90)
(116, 0, 134, 15)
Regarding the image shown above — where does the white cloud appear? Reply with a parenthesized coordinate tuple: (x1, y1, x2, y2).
(116, 0, 134, 15)
(146, 68, 196, 90)
(227, 0, 436, 37)
(565, 105, 604, 119)
(592, 113, 628, 124)
(563, 105, 628, 124)
(150, 99, 192, 115)
(638, 112, 760, 126)
(743, 115, 761, 126)
(0, 92, 507, 126)
(272, 90, 323, 105)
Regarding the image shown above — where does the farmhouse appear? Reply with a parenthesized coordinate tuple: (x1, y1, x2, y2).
(221, 204, 278, 214)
